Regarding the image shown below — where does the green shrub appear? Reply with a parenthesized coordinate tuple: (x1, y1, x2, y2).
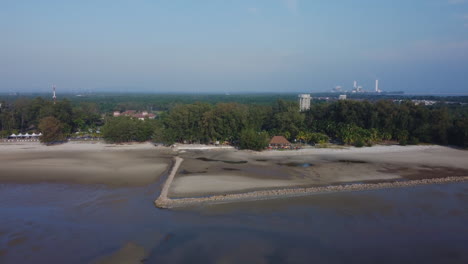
(354, 139, 365, 148)
(38, 116, 66, 144)
(239, 129, 269, 151)
(102, 117, 156, 143)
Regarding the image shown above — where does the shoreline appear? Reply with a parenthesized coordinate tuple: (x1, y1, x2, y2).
(155, 175, 468, 209)
(1, 142, 467, 202)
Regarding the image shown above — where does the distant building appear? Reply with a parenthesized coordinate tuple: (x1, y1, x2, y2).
(298, 94, 311, 111)
(113, 110, 156, 120)
(339, 94, 347, 100)
(375, 79, 382, 93)
(332, 86, 342, 93)
(412, 100, 436, 106)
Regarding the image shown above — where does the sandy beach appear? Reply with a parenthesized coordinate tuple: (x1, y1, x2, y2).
(1, 142, 467, 203)
(0, 142, 173, 186)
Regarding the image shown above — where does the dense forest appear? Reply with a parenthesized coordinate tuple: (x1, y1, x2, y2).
(150, 99, 468, 148)
(1, 95, 467, 149)
(2, 92, 468, 112)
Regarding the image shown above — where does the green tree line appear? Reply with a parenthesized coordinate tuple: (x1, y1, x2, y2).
(1, 96, 467, 149)
(0, 97, 101, 139)
(148, 100, 468, 148)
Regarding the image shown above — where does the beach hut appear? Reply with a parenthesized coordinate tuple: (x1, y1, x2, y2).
(269, 136, 291, 149)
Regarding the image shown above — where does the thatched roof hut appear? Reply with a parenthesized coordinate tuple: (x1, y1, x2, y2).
(269, 136, 291, 146)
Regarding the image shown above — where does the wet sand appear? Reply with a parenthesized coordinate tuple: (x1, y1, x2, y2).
(0, 142, 173, 186)
(156, 145, 468, 207)
(1, 142, 467, 203)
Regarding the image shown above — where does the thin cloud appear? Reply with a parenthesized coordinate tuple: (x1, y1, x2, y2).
(448, 0, 467, 4)
(283, 0, 299, 14)
(363, 40, 468, 62)
(247, 7, 258, 14)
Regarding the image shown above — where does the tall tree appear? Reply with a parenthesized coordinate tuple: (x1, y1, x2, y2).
(38, 116, 66, 144)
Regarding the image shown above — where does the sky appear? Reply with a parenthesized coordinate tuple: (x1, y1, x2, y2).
(1, 0, 467, 94)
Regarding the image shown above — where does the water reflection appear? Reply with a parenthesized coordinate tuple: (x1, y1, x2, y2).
(0, 182, 467, 263)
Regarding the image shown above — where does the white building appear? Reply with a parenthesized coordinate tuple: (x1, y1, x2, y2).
(298, 94, 311, 111)
(339, 94, 347, 100)
(375, 80, 381, 93)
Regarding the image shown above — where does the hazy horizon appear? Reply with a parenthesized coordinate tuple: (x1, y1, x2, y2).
(1, 0, 467, 94)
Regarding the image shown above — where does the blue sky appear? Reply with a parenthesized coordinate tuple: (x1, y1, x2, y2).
(1, 0, 467, 94)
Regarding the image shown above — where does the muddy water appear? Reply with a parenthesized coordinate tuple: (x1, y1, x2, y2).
(1, 181, 467, 263)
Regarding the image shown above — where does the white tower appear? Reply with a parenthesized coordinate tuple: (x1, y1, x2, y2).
(375, 80, 379, 93)
(52, 85, 57, 104)
(353, 81, 357, 89)
(298, 94, 311, 112)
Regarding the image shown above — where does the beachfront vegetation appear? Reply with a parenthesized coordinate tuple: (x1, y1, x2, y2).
(239, 129, 270, 151)
(101, 116, 156, 143)
(150, 99, 468, 148)
(1, 95, 468, 149)
(38, 116, 66, 144)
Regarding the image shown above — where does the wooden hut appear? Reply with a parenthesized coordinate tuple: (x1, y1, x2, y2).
(269, 136, 291, 149)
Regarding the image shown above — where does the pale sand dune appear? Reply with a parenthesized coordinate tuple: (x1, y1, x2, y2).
(173, 144, 234, 150)
(0, 141, 160, 153)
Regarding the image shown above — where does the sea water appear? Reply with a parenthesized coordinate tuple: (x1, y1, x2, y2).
(0, 181, 467, 263)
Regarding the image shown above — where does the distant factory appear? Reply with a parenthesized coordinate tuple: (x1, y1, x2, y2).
(331, 79, 383, 94)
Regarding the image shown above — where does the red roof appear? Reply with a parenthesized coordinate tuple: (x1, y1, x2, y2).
(269, 136, 291, 145)
(121, 110, 137, 115)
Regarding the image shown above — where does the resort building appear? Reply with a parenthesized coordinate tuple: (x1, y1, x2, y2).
(298, 94, 311, 112)
(269, 136, 291, 149)
(113, 110, 156, 120)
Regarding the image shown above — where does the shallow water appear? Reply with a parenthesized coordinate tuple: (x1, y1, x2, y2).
(0, 181, 467, 263)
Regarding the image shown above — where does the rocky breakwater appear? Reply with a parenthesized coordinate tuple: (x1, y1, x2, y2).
(155, 156, 183, 208)
(154, 149, 468, 209)
(155, 172, 468, 209)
